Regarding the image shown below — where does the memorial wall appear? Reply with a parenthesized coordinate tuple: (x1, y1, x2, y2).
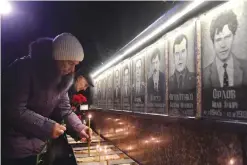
(92, 0, 247, 122)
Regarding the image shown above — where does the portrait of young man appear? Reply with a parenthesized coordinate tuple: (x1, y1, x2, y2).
(203, 10, 247, 88)
(114, 69, 121, 99)
(169, 34, 196, 92)
(132, 55, 146, 112)
(122, 62, 132, 111)
(147, 48, 165, 102)
(167, 19, 197, 117)
(133, 58, 145, 97)
(123, 65, 130, 97)
(94, 81, 98, 98)
(102, 77, 107, 99)
(202, 6, 247, 120)
(106, 71, 113, 108)
(97, 80, 101, 100)
(97, 76, 106, 108)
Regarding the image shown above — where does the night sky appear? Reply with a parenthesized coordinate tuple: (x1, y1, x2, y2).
(1, 1, 177, 72)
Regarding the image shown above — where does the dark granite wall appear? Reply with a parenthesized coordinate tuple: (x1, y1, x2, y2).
(89, 110, 247, 165)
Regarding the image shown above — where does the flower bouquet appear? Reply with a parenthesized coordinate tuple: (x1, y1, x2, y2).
(71, 94, 87, 119)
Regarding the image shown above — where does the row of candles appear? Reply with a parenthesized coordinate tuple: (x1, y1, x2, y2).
(87, 114, 108, 161)
(96, 144, 109, 161)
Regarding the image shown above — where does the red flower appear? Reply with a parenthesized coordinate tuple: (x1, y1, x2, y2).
(71, 94, 88, 109)
(78, 94, 87, 103)
(72, 95, 81, 103)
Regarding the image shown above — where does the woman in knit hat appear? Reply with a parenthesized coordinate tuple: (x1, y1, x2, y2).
(2, 33, 91, 165)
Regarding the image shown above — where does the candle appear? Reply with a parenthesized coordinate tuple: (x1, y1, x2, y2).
(98, 129, 101, 147)
(88, 114, 92, 156)
(104, 146, 107, 161)
(97, 129, 101, 161)
(96, 145, 99, 150)
(99, 147, 102, 162)
(96, 145, 100, 162)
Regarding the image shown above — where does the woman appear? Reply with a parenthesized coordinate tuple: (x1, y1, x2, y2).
(2, 33, 91, 165)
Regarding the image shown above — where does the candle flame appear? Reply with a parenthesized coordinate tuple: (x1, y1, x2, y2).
(88, 114, 92, 119)
(229, 158, 235, 165)
(127, 146, 132, 150)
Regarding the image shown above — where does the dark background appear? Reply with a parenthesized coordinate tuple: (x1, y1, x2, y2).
(1, 1, 177, 72)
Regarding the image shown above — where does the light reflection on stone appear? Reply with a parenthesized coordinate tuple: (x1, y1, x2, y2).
(91, 111, 243, 165)
(144, 140, 149, 144)
(229, 158, 235, 165)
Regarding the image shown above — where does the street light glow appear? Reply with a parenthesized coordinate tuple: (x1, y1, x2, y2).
(0, 0, 12, 15)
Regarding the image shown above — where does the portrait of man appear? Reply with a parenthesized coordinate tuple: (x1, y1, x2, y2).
(169, 34, 196, 92)
(102, 78, 106, 99)
(123, 65, 130, 97)
(203, 10, 247, 88)
(147, 48, 165, 100)
(106, 73, 113, 109)
(134, 58, 145, 97)
(97, 80, 101, 100)
(94, 81, 98, 98)
(107, 73, 113, 99)
(114, 69, 121, 99)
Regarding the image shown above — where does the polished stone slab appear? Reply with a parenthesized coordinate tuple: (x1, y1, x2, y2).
(89, 110, 246, 165)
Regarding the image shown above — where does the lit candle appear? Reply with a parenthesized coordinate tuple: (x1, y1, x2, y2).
(96, 145, 100, 162)
(88, 114, 92, 156)
(229, 158, 235, 165)
(99, 147, 102, 162)
(104, 146, 107, 161)
(98, 129, 101, 147)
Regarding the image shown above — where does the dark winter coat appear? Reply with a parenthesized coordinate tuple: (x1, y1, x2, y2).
(2, 38, 86, 158)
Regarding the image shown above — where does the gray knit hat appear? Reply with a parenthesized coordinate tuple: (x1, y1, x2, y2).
(52, 33, 84, 61)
